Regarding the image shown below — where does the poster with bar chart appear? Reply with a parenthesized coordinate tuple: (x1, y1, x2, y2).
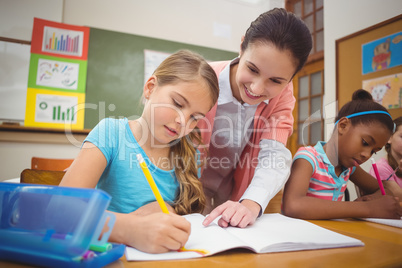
(35, 94, 78, 123)
(24, 88, 85, 130)
(30, 18, 89, 60)
(42, 26, 84, 57)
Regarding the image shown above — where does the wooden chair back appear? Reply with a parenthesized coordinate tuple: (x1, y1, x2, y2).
(264, 190, 283, 214)
(31, 157, 74, 171)
(20, 169, 65, 185)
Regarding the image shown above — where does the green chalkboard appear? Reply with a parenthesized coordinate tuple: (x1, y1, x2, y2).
(84, 28, 238, 129)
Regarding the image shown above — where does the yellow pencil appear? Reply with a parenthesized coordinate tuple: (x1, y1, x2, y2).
(136, 153, 209, 256)
(137, 154, 170, 214)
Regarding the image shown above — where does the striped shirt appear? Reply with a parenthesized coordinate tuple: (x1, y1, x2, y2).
(293, 141, 356, 201)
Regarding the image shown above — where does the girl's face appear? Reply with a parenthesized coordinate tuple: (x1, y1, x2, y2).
(389, 125, 402, 159)
(142, 77, 213, 146)
(231, 42, 296, 105)
(337, 120, 391, 168)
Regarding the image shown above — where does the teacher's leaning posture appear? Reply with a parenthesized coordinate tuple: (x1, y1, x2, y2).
(199, 8, 312, 228)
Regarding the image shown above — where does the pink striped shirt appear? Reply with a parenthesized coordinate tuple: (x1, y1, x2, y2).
(293, 142, 356, 201)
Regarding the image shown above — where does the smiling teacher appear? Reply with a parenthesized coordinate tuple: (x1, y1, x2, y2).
(198, 8, 312, 228)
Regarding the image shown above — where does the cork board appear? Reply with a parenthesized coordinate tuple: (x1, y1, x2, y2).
(336, 14, 402, 119)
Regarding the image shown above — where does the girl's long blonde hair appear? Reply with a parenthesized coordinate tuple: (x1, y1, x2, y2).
(153, 50, 219, 214)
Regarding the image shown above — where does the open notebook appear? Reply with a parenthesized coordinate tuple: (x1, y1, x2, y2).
(125, 213, 364, 261)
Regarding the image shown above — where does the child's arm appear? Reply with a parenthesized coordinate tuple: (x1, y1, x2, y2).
(282, 159, 402, 219)
(60, 142, 191, 253)
(349, 166, 380, 196)
(351, 166, 399, 199)
(60, 142, 107, 188)
(383, 180, 402, 199)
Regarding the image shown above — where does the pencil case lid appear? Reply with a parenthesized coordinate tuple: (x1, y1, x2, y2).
(0, 182, 121, 267)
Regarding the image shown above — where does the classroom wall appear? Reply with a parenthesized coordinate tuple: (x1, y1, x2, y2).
(62, 0, 281, 53)
(0, 0, 63, 40)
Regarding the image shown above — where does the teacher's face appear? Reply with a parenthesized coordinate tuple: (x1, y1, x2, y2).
(231, 42, 296, 105)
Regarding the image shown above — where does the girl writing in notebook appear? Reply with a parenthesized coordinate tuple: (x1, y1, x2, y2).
(282, 89, 402, 219)
(200, 8, 312, 228)
(60, 50, 219, 253)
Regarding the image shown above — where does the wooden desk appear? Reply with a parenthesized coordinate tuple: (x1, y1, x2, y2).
(2, 219, 402, 268)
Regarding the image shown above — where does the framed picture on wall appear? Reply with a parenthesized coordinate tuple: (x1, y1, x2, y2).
(336, 14, 402, 119)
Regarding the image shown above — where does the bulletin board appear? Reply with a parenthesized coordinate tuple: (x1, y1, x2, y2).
(336, 14, 402, 119)
(84, 28, 238, 129)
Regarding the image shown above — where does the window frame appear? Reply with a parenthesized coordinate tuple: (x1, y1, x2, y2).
(286, 0, 324, 63)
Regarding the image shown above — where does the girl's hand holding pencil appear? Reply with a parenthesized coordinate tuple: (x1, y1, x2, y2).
(136, 154, 208, 255)
(362, 195, 402, 219)
(122, 211, 191, 254)
(130, 154, 192, 253)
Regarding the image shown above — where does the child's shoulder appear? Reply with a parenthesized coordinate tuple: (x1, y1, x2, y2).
(293, 144, 322, 170)
(295, 145, 318, 156)
(99, 117, 127, 123)
(89, 118, 129, 139)
(374, 157, 395, 174)
(376, 157, 390, 167)
(96, 117, 128, 128)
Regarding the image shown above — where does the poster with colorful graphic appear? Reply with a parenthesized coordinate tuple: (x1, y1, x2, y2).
(362, 32, 402, 75)
(28, 53, 87, 93)
(362, 73, 402, 109)
(36, 58, 79, 89)
(25, 18, 89, 130)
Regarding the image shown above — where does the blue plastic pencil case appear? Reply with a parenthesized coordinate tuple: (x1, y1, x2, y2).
(0, 182, 125, 267)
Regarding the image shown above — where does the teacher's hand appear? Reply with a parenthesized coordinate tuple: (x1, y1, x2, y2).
(202, 200, 261, 228)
